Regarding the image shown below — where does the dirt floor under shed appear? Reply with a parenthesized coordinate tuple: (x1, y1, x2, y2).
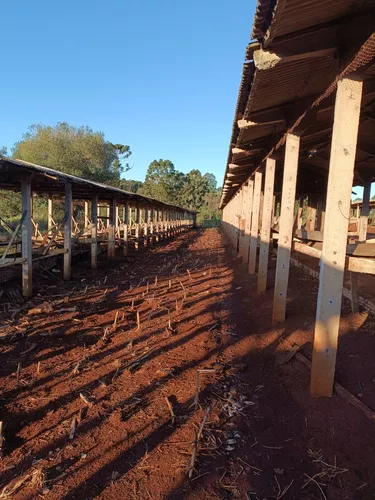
(1, 228, 375, 499)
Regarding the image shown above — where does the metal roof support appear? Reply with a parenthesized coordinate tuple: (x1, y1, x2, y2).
(257, 158, 276, 294)
(311, 76, 363, 398)
(272, 134, 300, 323)
(64, 182, 72, 281)
(248, 172, 262, 274)
(21, 175, 32, 297)
(91, 195, 98, 269)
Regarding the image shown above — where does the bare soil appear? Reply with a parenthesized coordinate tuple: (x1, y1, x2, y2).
(1, 228, 375, 499)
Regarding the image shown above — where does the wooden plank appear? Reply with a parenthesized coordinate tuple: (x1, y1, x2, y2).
(272, 134, 300, 323)
(91, 195, 98, 268)
(64, 182, 72, 280)
(21, 176, 32, 297)
(311, 76, 363, 398)
(248, 172, 262, 274)
(257, 158, 276, 293)
(293, 240, 321, 259)
(347, 256, 375, 274)
(294, 229, 323, 241)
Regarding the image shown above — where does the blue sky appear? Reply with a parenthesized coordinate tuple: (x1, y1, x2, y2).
(1, 0, 256, 185)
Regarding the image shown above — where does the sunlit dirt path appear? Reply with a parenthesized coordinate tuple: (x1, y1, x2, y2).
(1, 228, 375, 499)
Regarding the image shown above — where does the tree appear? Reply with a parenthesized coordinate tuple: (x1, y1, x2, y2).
(198, 190, 221, 224)
(12, 122, 131, 184)
(140, 159, 184, 204)
(119, 179, 143, 193)
(179, 169, 210, 211)
(203, 172, 217, 192)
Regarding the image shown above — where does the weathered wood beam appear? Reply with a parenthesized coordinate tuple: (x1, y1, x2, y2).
(257, 158, 276, 293)
(64, 182, 72, 280)
(248, 172, 262, 274)
(91, 195, 98, 268)
(48, 196, 53, 236)
(238, 118, 285, 129)
(272, 134, 300, 323)
(311, 76, 363, 398)
(253, 47, 337, 71)
(108, 197, 116, 260)
(21, 176, 32, 297)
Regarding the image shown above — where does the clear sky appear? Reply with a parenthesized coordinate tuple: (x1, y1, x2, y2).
(1, 0, 256, 185)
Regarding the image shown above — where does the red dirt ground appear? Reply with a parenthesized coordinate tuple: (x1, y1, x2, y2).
(1, 228, 375, 499)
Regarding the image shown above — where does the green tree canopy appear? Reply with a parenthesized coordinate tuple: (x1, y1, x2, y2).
(119, 179, 143, 193)
(140, 159, 184, 203)
(179, 169, 210, 210)
(12, 122, 131, 184)
(198, 190, 221, 223)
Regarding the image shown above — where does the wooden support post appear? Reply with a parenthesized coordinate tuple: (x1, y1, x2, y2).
(297, 200, 303, 230)
(21, 176, 32, 297)
(272, 134, 300, 323)
(248, 172, 262, 274)
(193, 212, 197, 228)
(257, 158, 276, 294)
(306, 197, 317, 231)
(135, 203, 140, 250)
(64, 182, 72, 280)
(144, 206, 149, 247)
(238, 183, 248, 260)
(359, 178, 371, 242)
(108, 198, 116, 260)
(48, 196, 53, 236)
(150, 207, 154, 244)
(311, 77, 363, 397)
(243, 179, 254, 264)
(84, 200, 89, 228)
(106, 204, 110, 228)
(91, 195, 98, 268)
(123, 200, 129, 256)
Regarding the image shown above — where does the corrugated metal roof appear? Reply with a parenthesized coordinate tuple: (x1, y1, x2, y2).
(0, 158, 194, 213)
(220, 0, 375, 209)
(245, 55, 339, 116)
(252, 0, 375, 43)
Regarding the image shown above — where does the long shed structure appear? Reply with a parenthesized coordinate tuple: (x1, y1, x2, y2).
(0, 157, 195, 297)
(221, 0, 375, 397)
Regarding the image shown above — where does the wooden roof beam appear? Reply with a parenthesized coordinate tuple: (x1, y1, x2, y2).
(253, 47, 337, 71)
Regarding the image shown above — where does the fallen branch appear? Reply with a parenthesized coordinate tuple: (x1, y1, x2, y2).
(165, 397, 175, 424)
(188, 406, 211, 478)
